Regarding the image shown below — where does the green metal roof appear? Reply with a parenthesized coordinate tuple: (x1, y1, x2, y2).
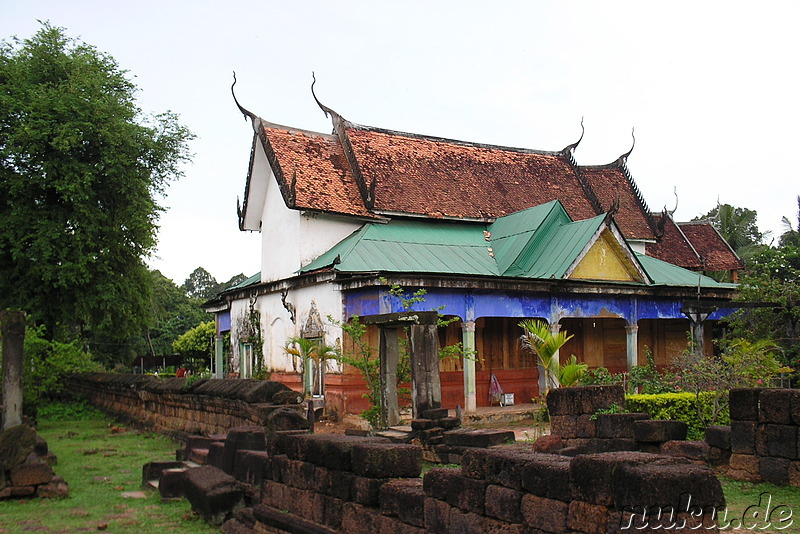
(305, 220, 500, 276)
(299, 200, 734, 289)
(635, 254, 733, 288)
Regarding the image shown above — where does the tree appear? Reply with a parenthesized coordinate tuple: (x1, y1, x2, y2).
(172, 321, 215, 359)
(730, 246, 800, 372)
(182, 268, 248, 300)
(182, 267, 221, 300)
(221, 273, 248, 292)
(0, 24, 193, 349)
(147, 270, 208, 355)
(779, 195, 800, 248)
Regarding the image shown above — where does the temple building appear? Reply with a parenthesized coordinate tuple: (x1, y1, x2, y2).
(204, 94, 740, 417)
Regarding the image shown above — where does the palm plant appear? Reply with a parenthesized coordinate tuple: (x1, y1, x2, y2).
(518, 319, 574, 392)
(779, 195, 800, 248)
(558, 354, 588, 386)
(283, 337, 340, 397)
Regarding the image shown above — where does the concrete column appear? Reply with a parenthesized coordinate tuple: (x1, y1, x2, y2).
(409, 324, 441, 419)
(461, 321, 477, 413)
(214, 335, 224, 379)
(2, 310, 26, 431)
(379, 328, 401, 427)
(625, 324, 639, 372)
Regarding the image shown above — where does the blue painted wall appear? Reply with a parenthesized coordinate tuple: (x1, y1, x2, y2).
(344, 287, 734, 324)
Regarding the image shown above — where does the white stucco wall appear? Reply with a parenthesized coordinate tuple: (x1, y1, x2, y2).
(255, 143, 362, 282)
(228, 281, 346, 374)
(628, 240, 648, 255)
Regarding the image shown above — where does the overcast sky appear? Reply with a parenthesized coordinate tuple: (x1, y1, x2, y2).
(3, 1, 798, 284)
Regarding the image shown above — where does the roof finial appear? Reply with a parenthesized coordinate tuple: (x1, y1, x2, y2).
(311, 71, 337, 119)
(231, 71, 257, 123)
(669, 186, 679, 216)
(620, 127, 636, 160)
(561, 116, 585, 154)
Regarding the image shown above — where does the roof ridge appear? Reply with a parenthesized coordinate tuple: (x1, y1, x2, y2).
(565, 149, 605, 216)
(259, 118, 338, 139)
(499, 202, 569, 276)
(330, 118, 373, 211)
(661, 212, 703, 267)
(345, 122, 566, 157)
(616, 156, 660, 238)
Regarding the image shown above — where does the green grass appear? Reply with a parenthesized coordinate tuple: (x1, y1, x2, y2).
(718, 476, 800, 532)
(0, 405, 216, 533)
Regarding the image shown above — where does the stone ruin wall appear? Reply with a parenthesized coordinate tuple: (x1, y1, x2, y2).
(727, 388, 800, 486)
(69, 375, 798, 531)
(67, 374, 307, 437)
(546, 385, 799, 487)
(154, 427, 726, 533)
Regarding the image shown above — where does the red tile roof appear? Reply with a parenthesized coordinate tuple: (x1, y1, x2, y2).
(259, 122, 374, 218)
(344, 125, 599, 221)
(646, 213, 704, 269)
(247, 112, 738, 275)
(678, 222, 744, 271)
(579, 163, 657, 240)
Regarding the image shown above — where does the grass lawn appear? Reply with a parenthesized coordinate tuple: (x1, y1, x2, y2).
(719, 476, 800, 533)
(0, 403, 216, 534)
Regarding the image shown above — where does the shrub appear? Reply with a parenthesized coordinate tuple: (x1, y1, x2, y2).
(20, 325, 104, 417)
(626, 392, 730, 440)
(172, 320, 215, 357)
(628, 349, 679, 394)
(580, 366, 622, 386)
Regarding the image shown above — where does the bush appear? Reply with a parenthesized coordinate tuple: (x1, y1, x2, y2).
(580, 366, 622, 386)
(626, 392, 730, 440)
(628, 349, 679, 394)
(21, 325, 104, 417)
(172, 320, 215, 357)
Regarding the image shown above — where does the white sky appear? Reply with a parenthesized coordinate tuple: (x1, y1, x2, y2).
(3, 1, 799, 284)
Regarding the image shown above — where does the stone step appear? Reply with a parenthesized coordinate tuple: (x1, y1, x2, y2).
(143, 460, 198, 492)
(375, 429, 414, 443)
(187, 448, 209, 465)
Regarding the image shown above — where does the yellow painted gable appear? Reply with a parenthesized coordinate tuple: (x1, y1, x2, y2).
(568, 229, 644, 282)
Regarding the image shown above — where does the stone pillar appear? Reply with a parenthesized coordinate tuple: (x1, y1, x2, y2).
(625, 324, 639, 372)
(409, 324, 441, 419)
(461, 321, 477, 413)
(691, 321, 705, 356)
(683, 308, 709, 356)
(2, 310, 26, 431)
(214, 335, 224, 379)
(379, 328, 401, 427)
